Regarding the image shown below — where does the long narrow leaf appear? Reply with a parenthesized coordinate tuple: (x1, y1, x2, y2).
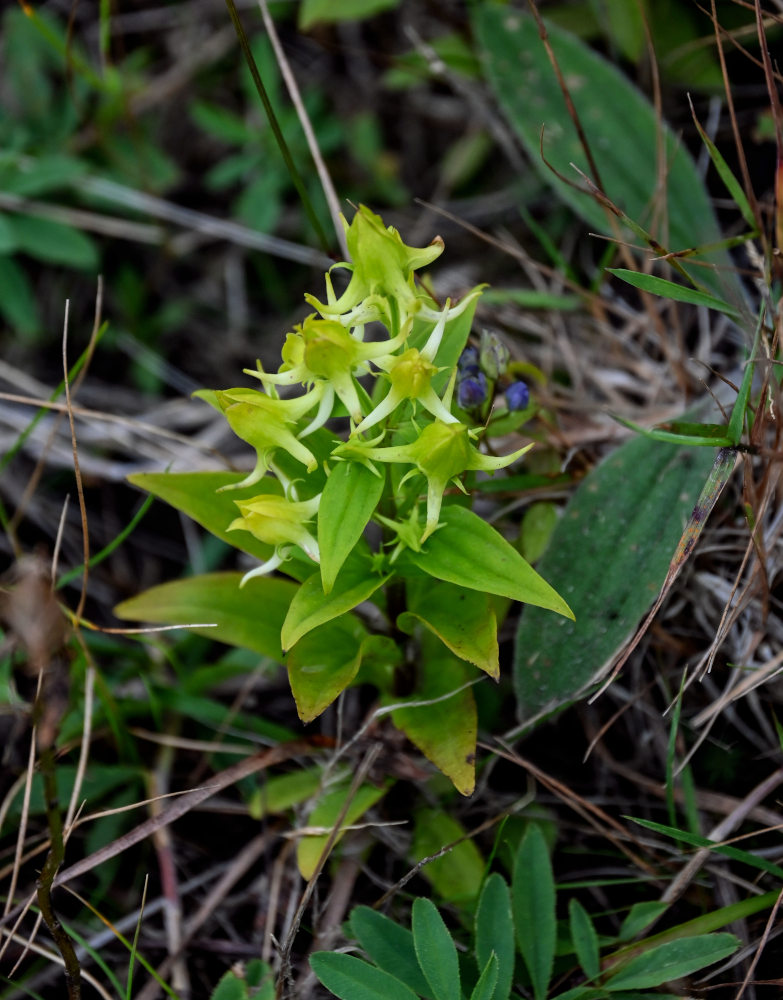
(607, 269, 740, 318)
(512, 826, 556, 1000)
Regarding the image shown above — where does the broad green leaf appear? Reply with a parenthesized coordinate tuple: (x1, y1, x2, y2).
(412, 898, 461, 1000)
(1, 154, 88, 197)
(473, 7, 739, 301)
(7, 214, 98, 270)
(604, 934, 739, 991)
(607, 270, 740, 318)
(618, 902, 669, 942)
(514, 433, 716, 721)
(400, 578, 499, 678)
(247, 766, 327, 820)
(470, 954, 498, 1000)
(411, 808, 485, 905)
(389, 649, 477, 795)
(297, 778, 391, 881)
(286, 616, 367, 722)
(569, 898, 600, 981)
(0, 217, 17, 253)
(475, 874, 515, 1000)
(281, 562, 388, 651)
(319, 462, 385, 594)
(512, 825, 556, 1000)
(113, 572, 293, 660)
(128, 471, 279, 563)
(348, 907, 431, 997)
(0, 255, 39, 336)
(190, 100, 250, 144)
(211, 968, 249, 1000)
(310, 952, 418, 1000)
(408, 505, 573, 619)
(299, 0, 402, 31)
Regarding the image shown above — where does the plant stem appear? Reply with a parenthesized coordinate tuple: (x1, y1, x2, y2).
(36, 745, 82, 1000)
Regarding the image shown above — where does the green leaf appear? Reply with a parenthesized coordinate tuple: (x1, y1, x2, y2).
(399, 578, 499, 678)
(0, 154, 88, 197)
(128, 471, 280, 564)
(618, 902, 669, 942)
(0, 217, 17, 254)
(411, 808, 485, 905)
(348, 907, 431, 997)
(569, 898, 600, 982)
(690, 103, 757, 232)
(247, 766, 326, 820)
(281, 562, 388, 651)
(473, 7, 739, 301)
(408, 505, 573, 619)
(299, 0, 402, 30)
(0, 255, 39, 336)
(604, 934, 739, 991)
(627, 818, 783, 880)
(190, 100, 250, 145)
(286, 617, 367, 722)
(470, 954, 499, 1000)
(512, 825, 556, 1000)
(514, 432, 716, 721)
(475, 874, 515, 1000)
(412, 898, 461, 1000)
(7, 214, 98, 270)
(389, 649, 477, 795)
(606, 270, 740, 318)
(297, 778, 391, 881)
(310, 952, 418, 1000)
(319, 462, 385, 594)
(113, 572, 293, 659)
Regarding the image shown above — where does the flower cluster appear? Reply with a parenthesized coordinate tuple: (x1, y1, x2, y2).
(456, 330, 530, 415)
(205, 206, 534, 583)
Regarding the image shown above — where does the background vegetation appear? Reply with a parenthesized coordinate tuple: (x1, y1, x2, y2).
(1, 1, 782, 998)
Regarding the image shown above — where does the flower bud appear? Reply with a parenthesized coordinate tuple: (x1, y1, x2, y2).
(506, 380, 530, 412)
(478, 330, 509, 380)
(457, 372, 488, 410)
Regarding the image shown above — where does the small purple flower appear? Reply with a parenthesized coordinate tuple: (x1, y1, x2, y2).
(506, 380, 530, 412)
(457, 345, 480, 373)
(457, 371, 488, 409)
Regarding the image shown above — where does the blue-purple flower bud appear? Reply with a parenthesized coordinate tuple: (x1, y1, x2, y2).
(506, 380, 530, 412)
(457, 372, 488, 410)
(457, 345, 480, 373)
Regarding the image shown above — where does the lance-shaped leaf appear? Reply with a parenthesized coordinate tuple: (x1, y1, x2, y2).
(281, 559, 388, 651)
(318, 460, 385, 594)
(114, 572, 294, 661)
(296, 775, 392, 880)
(399, 577, 499, 678)
(407, 505, 573, 618)
(287, 618, 369, 723)
(387, 645, 477, 795)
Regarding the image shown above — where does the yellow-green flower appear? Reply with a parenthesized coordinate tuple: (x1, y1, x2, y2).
(305, 205, 444, 321)
(196, 386, 322, 489)
(229, 493, 321, 583)
(248, 315, 407, 425)
(338, 421, 532, 542)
